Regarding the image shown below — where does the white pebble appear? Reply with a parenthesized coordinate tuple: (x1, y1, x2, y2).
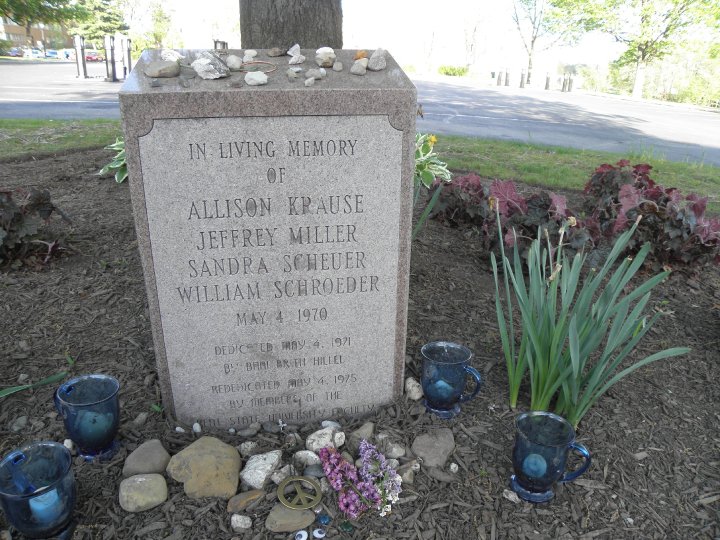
(449, 462, 459, 473)
(175, 426, 186, 433)
(192, 422, 202, 434)
(228, 428, 236, 434)
(304, 77, 315, 87)
(231, 513, 252, 531)
(63, 439, 75, 453)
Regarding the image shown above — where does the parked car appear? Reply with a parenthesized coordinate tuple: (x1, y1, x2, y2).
(85, 50, 104, 61)
(45, 49, 59, 59)
(24, 48, 43, 58)
(8, 47, 23, 57)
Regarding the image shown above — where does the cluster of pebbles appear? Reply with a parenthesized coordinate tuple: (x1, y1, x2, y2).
(142, 44, 390, 89)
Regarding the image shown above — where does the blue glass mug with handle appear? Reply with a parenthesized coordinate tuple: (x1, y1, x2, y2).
(54, 374, 120, 461)
(420, 341, 483, 419)
(510, 411, 591, 503)
(0, 441, 76, 539)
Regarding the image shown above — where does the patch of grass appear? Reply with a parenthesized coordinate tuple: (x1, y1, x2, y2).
(435, 136, 720, 213)
(0, 119, 121, 161)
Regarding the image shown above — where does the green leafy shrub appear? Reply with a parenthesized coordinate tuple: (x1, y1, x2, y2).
(438, 65, 469, 77)
(491, 215, 690, 427)
(0, 39, 13, 56)
(0, 188, 70, 266)
(98, 137, 128, 183)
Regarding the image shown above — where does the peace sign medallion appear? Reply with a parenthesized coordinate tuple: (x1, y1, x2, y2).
(277, 476, 322, 510)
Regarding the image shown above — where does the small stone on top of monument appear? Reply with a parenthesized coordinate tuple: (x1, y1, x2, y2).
(286, 68, 299, 80)
(225, 55, 243, 70)
(306, 69, 324, 81)
(333, 61, 343, 72)
(144, 60, 180, 78)
(288, 43, 305, 64)
(350, 60, 367, 76)
(191, 51, 230, 79)
(315, 47, 336, 68)
(161, 49, 184, 62)
(304, 77, 315, 87)
(368, 48, 387, 71)
(268, 47, 286, 57)
(244, 71, 268, 86)
(243, 49, 257, 63)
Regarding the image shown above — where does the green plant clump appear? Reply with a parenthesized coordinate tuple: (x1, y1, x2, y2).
(98, 137, 128, 183)
(413, 133, 452, 239)
(491, 213, 690, 428)
(438, 65, 469, 77)
(0, 188, 70, 266)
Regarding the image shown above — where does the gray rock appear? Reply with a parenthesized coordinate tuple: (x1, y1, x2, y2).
(304, 77, 315, 87)
(303, 463, 325, 478)
(238, 440, 260, 458)
(347, 422, 374, 454)
(231, 514, 252, 532)
(286, 68, 300, 80)
(191, 51, 230, 79)
(244, 71, 268, 86)
(321, 420, 342, 430)
(240, 450, 282, 489)
(332, 61, 343, 72)
(405, 377, 424, 400)
(270, 464, 293, 485)
(285, 433, 302, 447)
(368, 48, 387, 71)
(387, 458, 400, 470)
(119, 474, 168, 512)
(0, 529, 11, 540)
(132, 412, 149, 427)
(399, 467, 415, 484)
(225, 55, 243, 70)
(425, 466, 457, 483)
(268, 47, 287, 57)
(315, 47, 336, 68)
(293, 450, 321, 469)
(411, 429, 455, 468)
(236, 425, 259, 438)
(265, 503, 315, 532)
(384, 441, 406, 459)
(10, 416, 27, 432)
(305, 68, 324, 80)
(350, 60, 367, 76)
(123, 439, 171, 477)
(144, 60, 180, 78)
(306, 427, 345, 452)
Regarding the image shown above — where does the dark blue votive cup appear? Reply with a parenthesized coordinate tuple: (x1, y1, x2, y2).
(0, 441, 76, 539)
(510, 411, 591, 503)
(420, 341, 483, 419)
(54, 374, 120, 461)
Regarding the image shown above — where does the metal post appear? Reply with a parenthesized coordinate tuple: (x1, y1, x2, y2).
(545, 72, 550, 90)
(109, 36, 117, 82)
(103, 35, 112, 80)
(504, 71, 510, 86)
(75, 35, 88, 78)
(497, 70, 503, 86)
(561, 74, 568, 92)
(126, 39, 132, 73)
(520, 69, 525, 88)
(567, 76, 573, 92)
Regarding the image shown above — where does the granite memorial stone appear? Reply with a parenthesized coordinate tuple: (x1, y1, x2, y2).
(119, 49, 415, 429)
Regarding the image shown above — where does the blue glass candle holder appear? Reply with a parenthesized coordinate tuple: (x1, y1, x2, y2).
(54, 374, 120, 461)
(510, 411, 591, 503)
(0, 441, 76, 539)
(420, 341, 483, 419)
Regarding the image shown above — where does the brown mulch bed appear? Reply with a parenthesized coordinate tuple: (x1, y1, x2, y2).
(1, 148, 719, 539)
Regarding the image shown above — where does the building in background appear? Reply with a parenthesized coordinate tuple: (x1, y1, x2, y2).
(0, 17, 73, 50)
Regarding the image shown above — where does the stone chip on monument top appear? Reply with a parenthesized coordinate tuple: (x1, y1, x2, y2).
(119, 48, 416, 429)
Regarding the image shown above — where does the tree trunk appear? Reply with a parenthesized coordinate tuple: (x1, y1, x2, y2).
(632, 60, 646, 99)
(240, 0, 342, 49)
(25, 22, 34, 47)
(527, 53, 533, 86)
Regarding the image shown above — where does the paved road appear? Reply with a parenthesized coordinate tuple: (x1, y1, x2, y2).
(0, 60, 120, 119)
(415, 75, 720, 166)
(1, 61, 719, 165)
